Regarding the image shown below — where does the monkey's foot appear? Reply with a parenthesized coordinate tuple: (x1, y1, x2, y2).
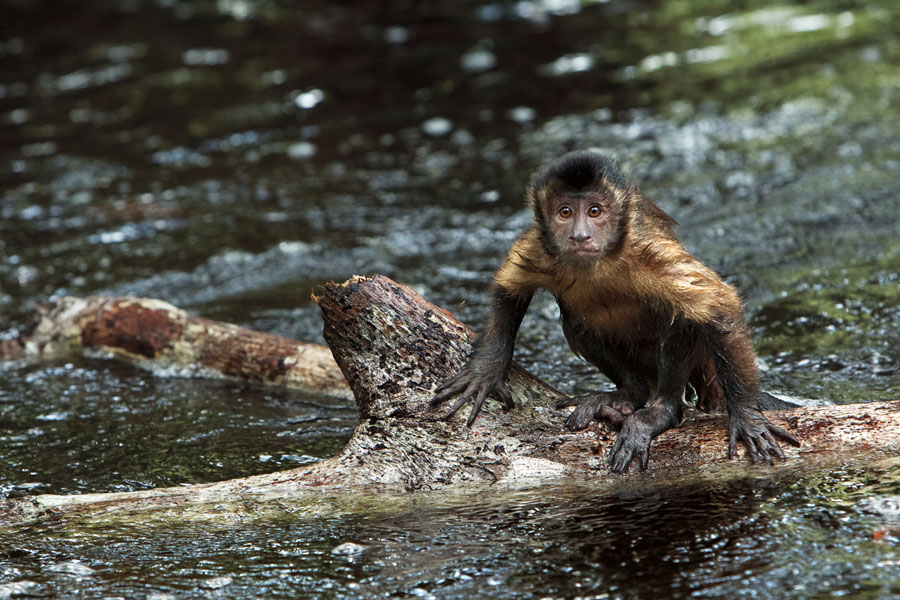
(556, 392, 635, 431)
(728, 410, 801, 464)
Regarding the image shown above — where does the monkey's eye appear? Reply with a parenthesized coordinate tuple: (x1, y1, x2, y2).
(588, 205, 602, 217)
(558, 206, 573, 218)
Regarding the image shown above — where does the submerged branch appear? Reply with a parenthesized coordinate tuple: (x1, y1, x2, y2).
(2, 275, 899, 526)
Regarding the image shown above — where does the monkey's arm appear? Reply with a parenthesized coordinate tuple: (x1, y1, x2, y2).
(655, 256, 801, 462)
(607, 323, 694, 472)
(430, 285, 533, 426)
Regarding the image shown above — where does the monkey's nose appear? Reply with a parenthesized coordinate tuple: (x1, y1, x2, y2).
(570, 233, 592, 243)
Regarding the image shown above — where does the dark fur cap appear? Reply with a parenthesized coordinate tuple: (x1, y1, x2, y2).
(529, 150, 629, 199)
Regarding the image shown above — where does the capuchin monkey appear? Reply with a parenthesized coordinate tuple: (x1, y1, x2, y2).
(431, 150, 800, 472)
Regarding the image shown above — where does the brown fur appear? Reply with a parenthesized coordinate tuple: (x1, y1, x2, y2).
(495, 193, 750, 410)
(498, 197, 743, 331)
(432, 151, 798, 469)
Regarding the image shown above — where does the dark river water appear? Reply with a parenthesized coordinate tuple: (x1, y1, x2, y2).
(2, 0, 900, 597)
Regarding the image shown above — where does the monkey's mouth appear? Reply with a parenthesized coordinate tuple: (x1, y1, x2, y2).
(567, 244, 602, 261)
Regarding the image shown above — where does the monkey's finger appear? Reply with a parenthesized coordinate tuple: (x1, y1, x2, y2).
(466, 387, 492, 427)
(639, 446, 650, 471)
(616, 402, 634, 417)
(744, 437, 759, 464)
(767, 423, 801, 448)
(760, 430, 786, 460)
(430, 378, 468, 406)
(748, 427, 778, 463)
(432, 374, 461, 395)
(608, 438, 630, 473)
(432, 378, 450, 394)
(610, 449, 633, 473)
(430, 387, 455, 406)
(599, 405, 625, 427)
(609, 435, 624, 461)
(757, 442, 774, 465)
(728, 431, 739, 459)
(443, 386, 476, 419)
(564, 409, 581, 431)
(742, 435, 764, 465)
(432, 373, 466, 395)
(430, 392, 452, 407)
(495, 384, 515, 409)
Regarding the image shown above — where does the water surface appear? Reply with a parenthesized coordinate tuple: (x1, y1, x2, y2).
(2, 0, 900, 597)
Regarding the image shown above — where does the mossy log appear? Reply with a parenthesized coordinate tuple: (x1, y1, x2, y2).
(2, 275, 899, 526)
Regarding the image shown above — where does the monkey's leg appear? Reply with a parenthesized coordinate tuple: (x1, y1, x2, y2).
(608, 330, 694, 473)
(555, 390, 642, 431)
(555, 339, 652, 431)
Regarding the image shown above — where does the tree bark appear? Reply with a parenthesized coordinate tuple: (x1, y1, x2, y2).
(2, 275, 899, 526)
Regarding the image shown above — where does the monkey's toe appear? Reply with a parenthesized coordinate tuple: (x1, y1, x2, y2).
(555, 396, 581, 409)
(564, 406, 596, 431)
(598, 405, 626, 429)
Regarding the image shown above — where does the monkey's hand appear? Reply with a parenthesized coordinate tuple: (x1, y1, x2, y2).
(430, 362, 514, 427)
(606, 397, 682, 473)
(728, 409, 801, 464)
(607, 416, 654, 473)
(555, 392, 635, 431)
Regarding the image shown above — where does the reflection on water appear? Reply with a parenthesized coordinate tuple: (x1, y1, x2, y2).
(2, 0, 900, 597)
(2, 461, 900, 599)
(0, 360, 355, 496)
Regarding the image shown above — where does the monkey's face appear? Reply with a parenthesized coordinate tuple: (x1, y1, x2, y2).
(546, 193, 617, 265)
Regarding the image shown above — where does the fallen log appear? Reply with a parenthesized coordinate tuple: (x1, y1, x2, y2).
(2, 275, 899, 526)
(0, 295, 350, 399)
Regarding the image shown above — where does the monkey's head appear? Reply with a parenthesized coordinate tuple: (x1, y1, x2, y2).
(527, 151, 631, 266)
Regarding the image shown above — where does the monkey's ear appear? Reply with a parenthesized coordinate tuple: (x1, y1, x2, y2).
(525, 180, 549, 224)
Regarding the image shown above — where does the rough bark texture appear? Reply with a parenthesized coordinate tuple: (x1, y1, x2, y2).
(2, 275, 900, 526)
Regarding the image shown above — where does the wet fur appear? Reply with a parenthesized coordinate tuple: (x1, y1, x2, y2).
(497, 153, 748, 413)
(433, 150, 798, 470)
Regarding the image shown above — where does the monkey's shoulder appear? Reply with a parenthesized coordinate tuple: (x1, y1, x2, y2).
(628, 241, 744, 322)
(631, 194, 678, 233)
(493, 227, 557, 292)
